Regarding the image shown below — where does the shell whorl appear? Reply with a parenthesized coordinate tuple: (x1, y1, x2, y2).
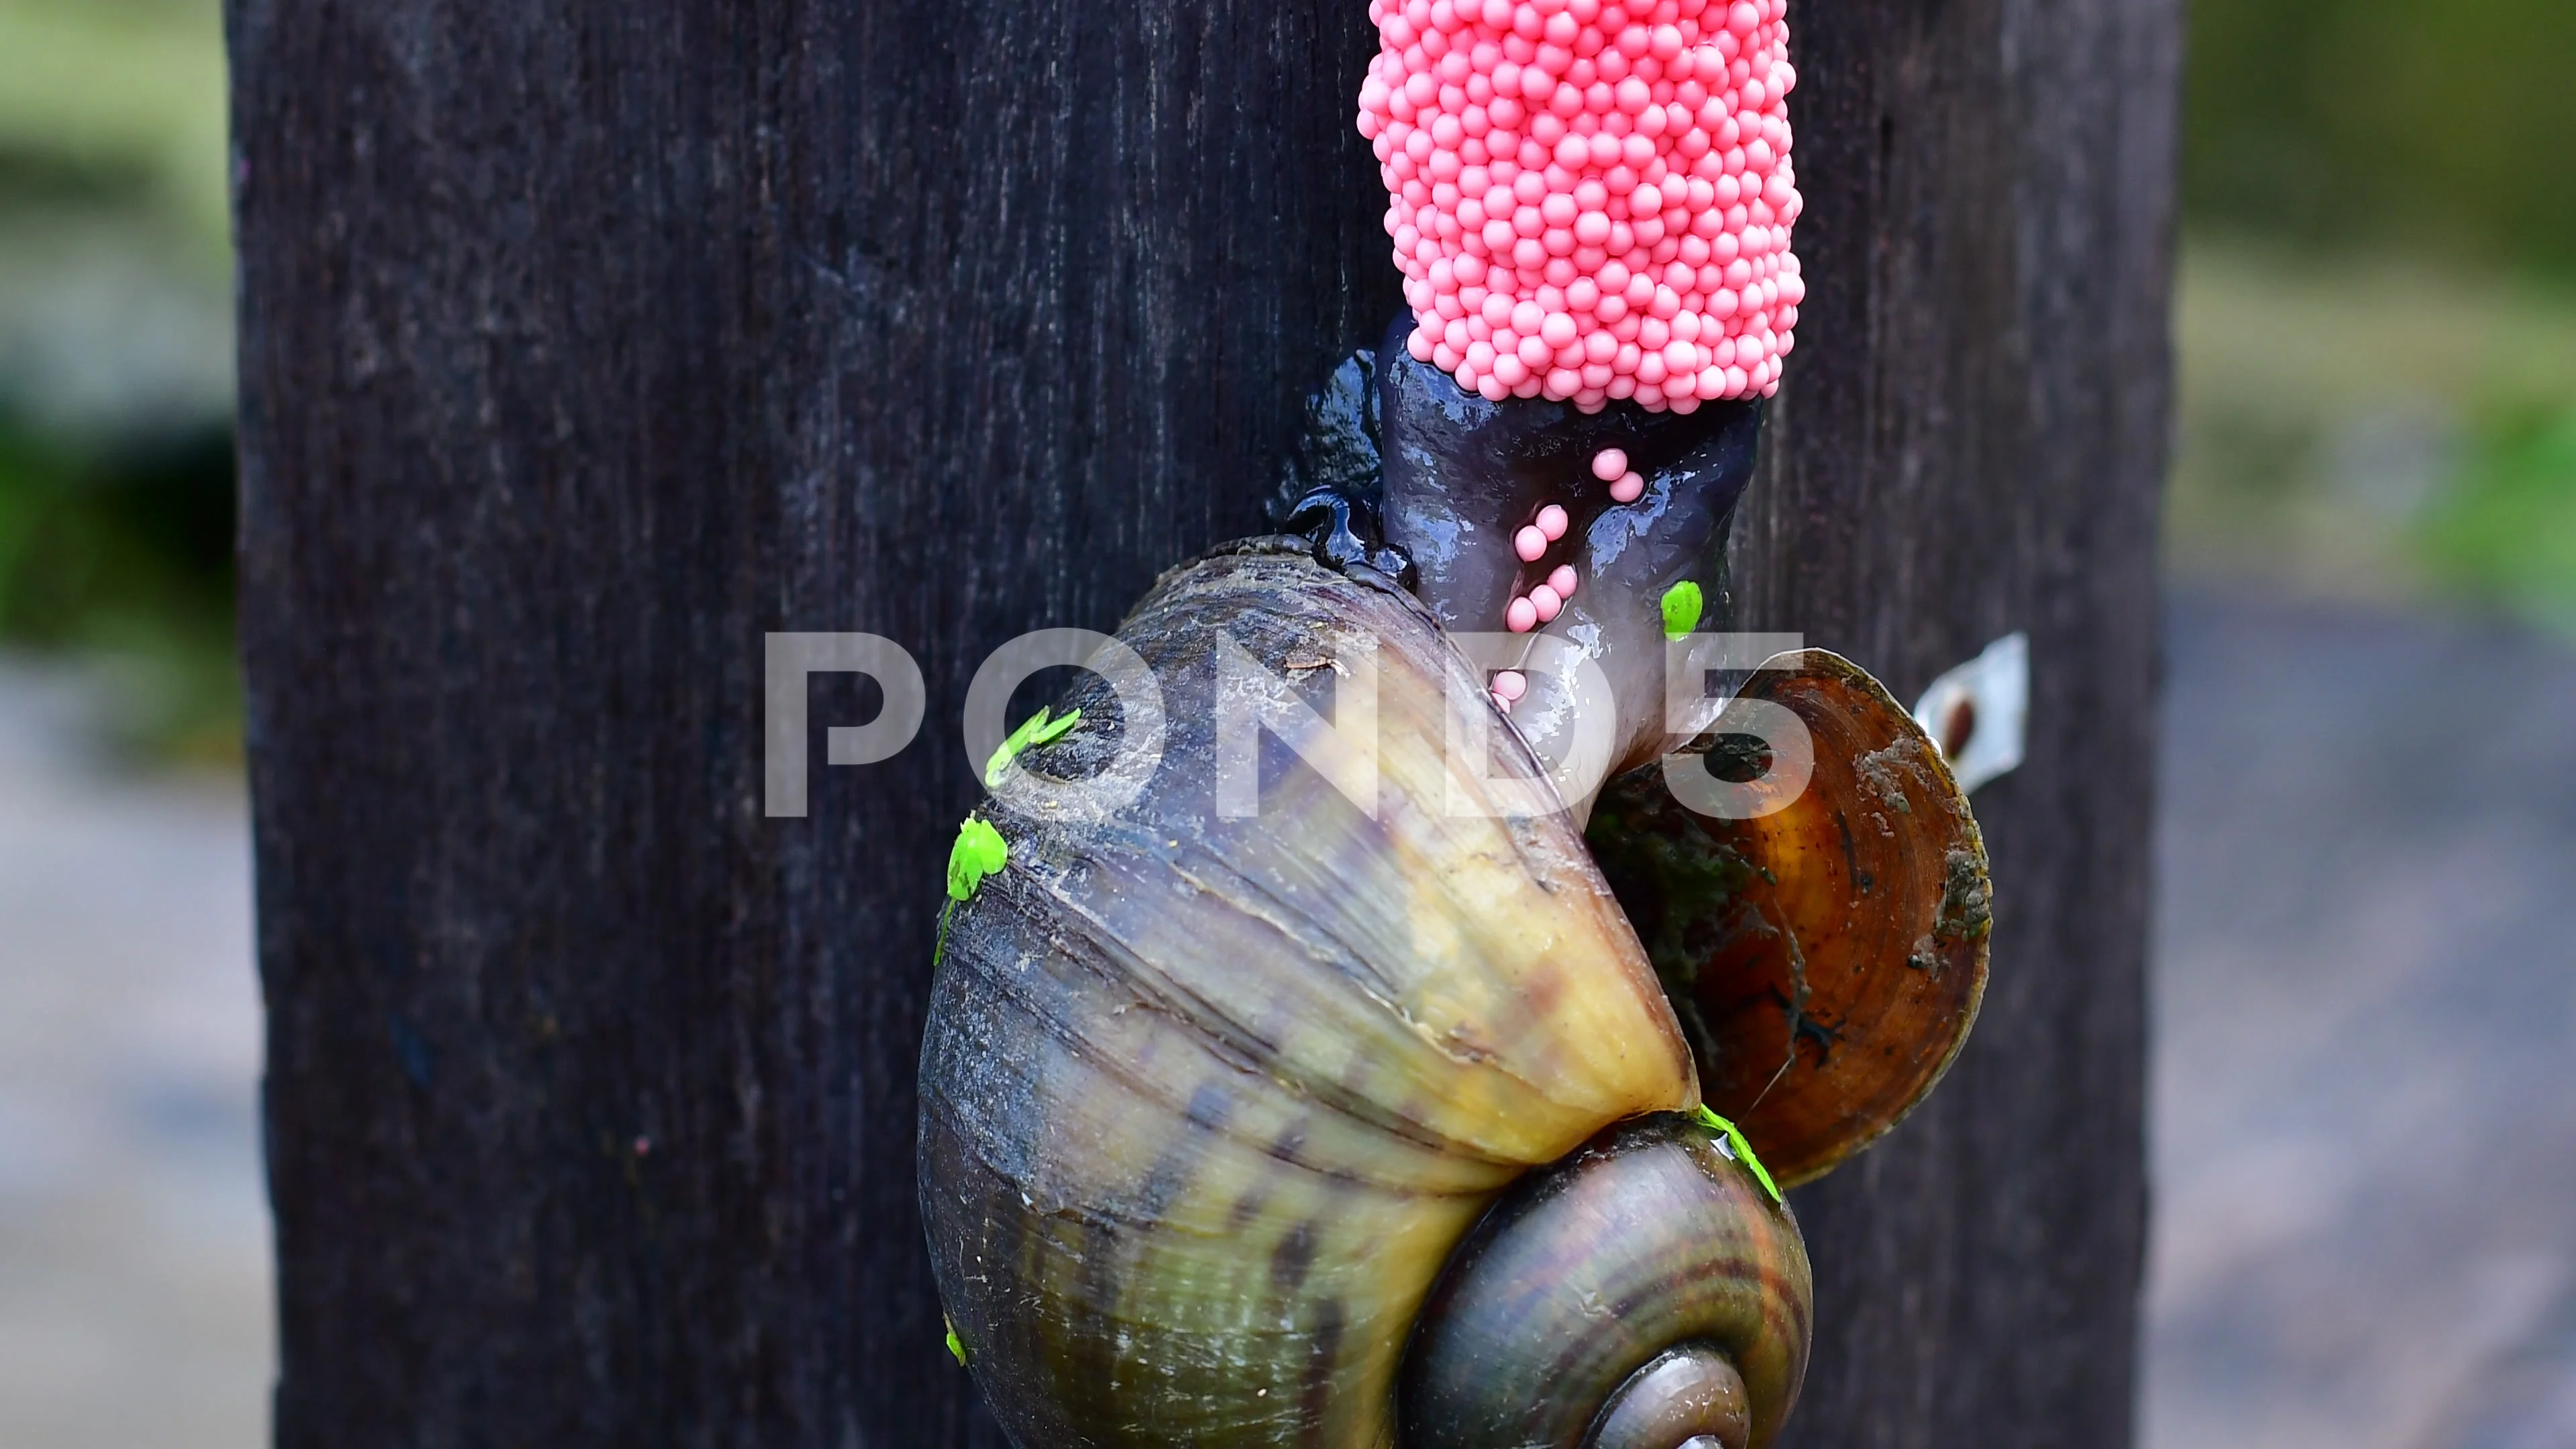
(1401, 1115, 1810, 1449)
(921, 543, 1721, 1447)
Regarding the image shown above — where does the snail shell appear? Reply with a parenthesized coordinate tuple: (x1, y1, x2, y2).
(1589, 651, 1993, 1187)
(920, 542, 1811, 1447)
(1404, 1114, 1810, 1449)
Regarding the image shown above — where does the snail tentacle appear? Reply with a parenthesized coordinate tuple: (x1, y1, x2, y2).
(1271, 347, 1418, 588)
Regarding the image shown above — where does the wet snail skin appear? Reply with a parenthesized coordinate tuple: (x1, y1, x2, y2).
(1341, 0, 1804, 798)
(916, 3, 1990, 1446)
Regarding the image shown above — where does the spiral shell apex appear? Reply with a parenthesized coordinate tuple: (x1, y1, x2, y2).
(922, 545, 1764, 1447)
(1403, 1114, 1811, 1449)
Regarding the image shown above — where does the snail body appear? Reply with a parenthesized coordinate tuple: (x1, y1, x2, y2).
(1375, 319, 1771, 782)
(1275, 327, 1772, 789)
(920, 545, 1810, 1447)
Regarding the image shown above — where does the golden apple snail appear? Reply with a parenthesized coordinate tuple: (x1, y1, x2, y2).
(916, 545, 1979, 1447)
(922, 547, 1815, 1446)
(915, 1, 1991, 1444)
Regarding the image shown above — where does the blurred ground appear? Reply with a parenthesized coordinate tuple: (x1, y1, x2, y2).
(0, 659, 266, 1448)
(2146, 593, 2576, 1449)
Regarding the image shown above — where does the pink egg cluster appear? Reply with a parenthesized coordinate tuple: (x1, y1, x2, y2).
(1358, 0, 1804, 411)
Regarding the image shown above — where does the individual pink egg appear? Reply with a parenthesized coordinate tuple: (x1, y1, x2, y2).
(1514, 525, 1548, 561)
(1536, 504, 1569, 540)
(1507, 596, 1540, 633)
(1549, 564, 1578, 598)
(1493, 669, 1529, 702)
(1611, 470, 1645, 503)
(1591, 446, 1628, 480)
(1529, 584, 1564, 623)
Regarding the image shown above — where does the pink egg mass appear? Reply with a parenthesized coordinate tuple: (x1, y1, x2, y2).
(1358, 0, 1805, 411)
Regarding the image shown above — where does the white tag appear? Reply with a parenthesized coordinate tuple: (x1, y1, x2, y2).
(1913, 632, 2029, 794)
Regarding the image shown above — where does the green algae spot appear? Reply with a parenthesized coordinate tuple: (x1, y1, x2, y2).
(1662, 581, 1705, 641)
(984, 706, 1083, 788)
(948, 817, 1008, 902)
(1696, 1104, 1782, 1204)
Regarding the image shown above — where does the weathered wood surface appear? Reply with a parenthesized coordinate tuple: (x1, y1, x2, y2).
(229, 0, 2174, 1443)
(1740, 3, 2176, 1444)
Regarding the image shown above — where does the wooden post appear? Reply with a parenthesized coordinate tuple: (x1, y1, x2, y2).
(1745, 3, 2176, 1443)
(230, 0, 2173, 1444)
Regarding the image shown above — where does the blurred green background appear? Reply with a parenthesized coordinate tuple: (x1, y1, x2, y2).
(0, 0, 232, 761)
(0, 0, 2571, 762)
(2178, 0, 2576, 634)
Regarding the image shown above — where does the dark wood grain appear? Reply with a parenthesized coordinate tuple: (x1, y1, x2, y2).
(229, 0, 2173, 1442)
(1743, 3, 2177, 1444)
